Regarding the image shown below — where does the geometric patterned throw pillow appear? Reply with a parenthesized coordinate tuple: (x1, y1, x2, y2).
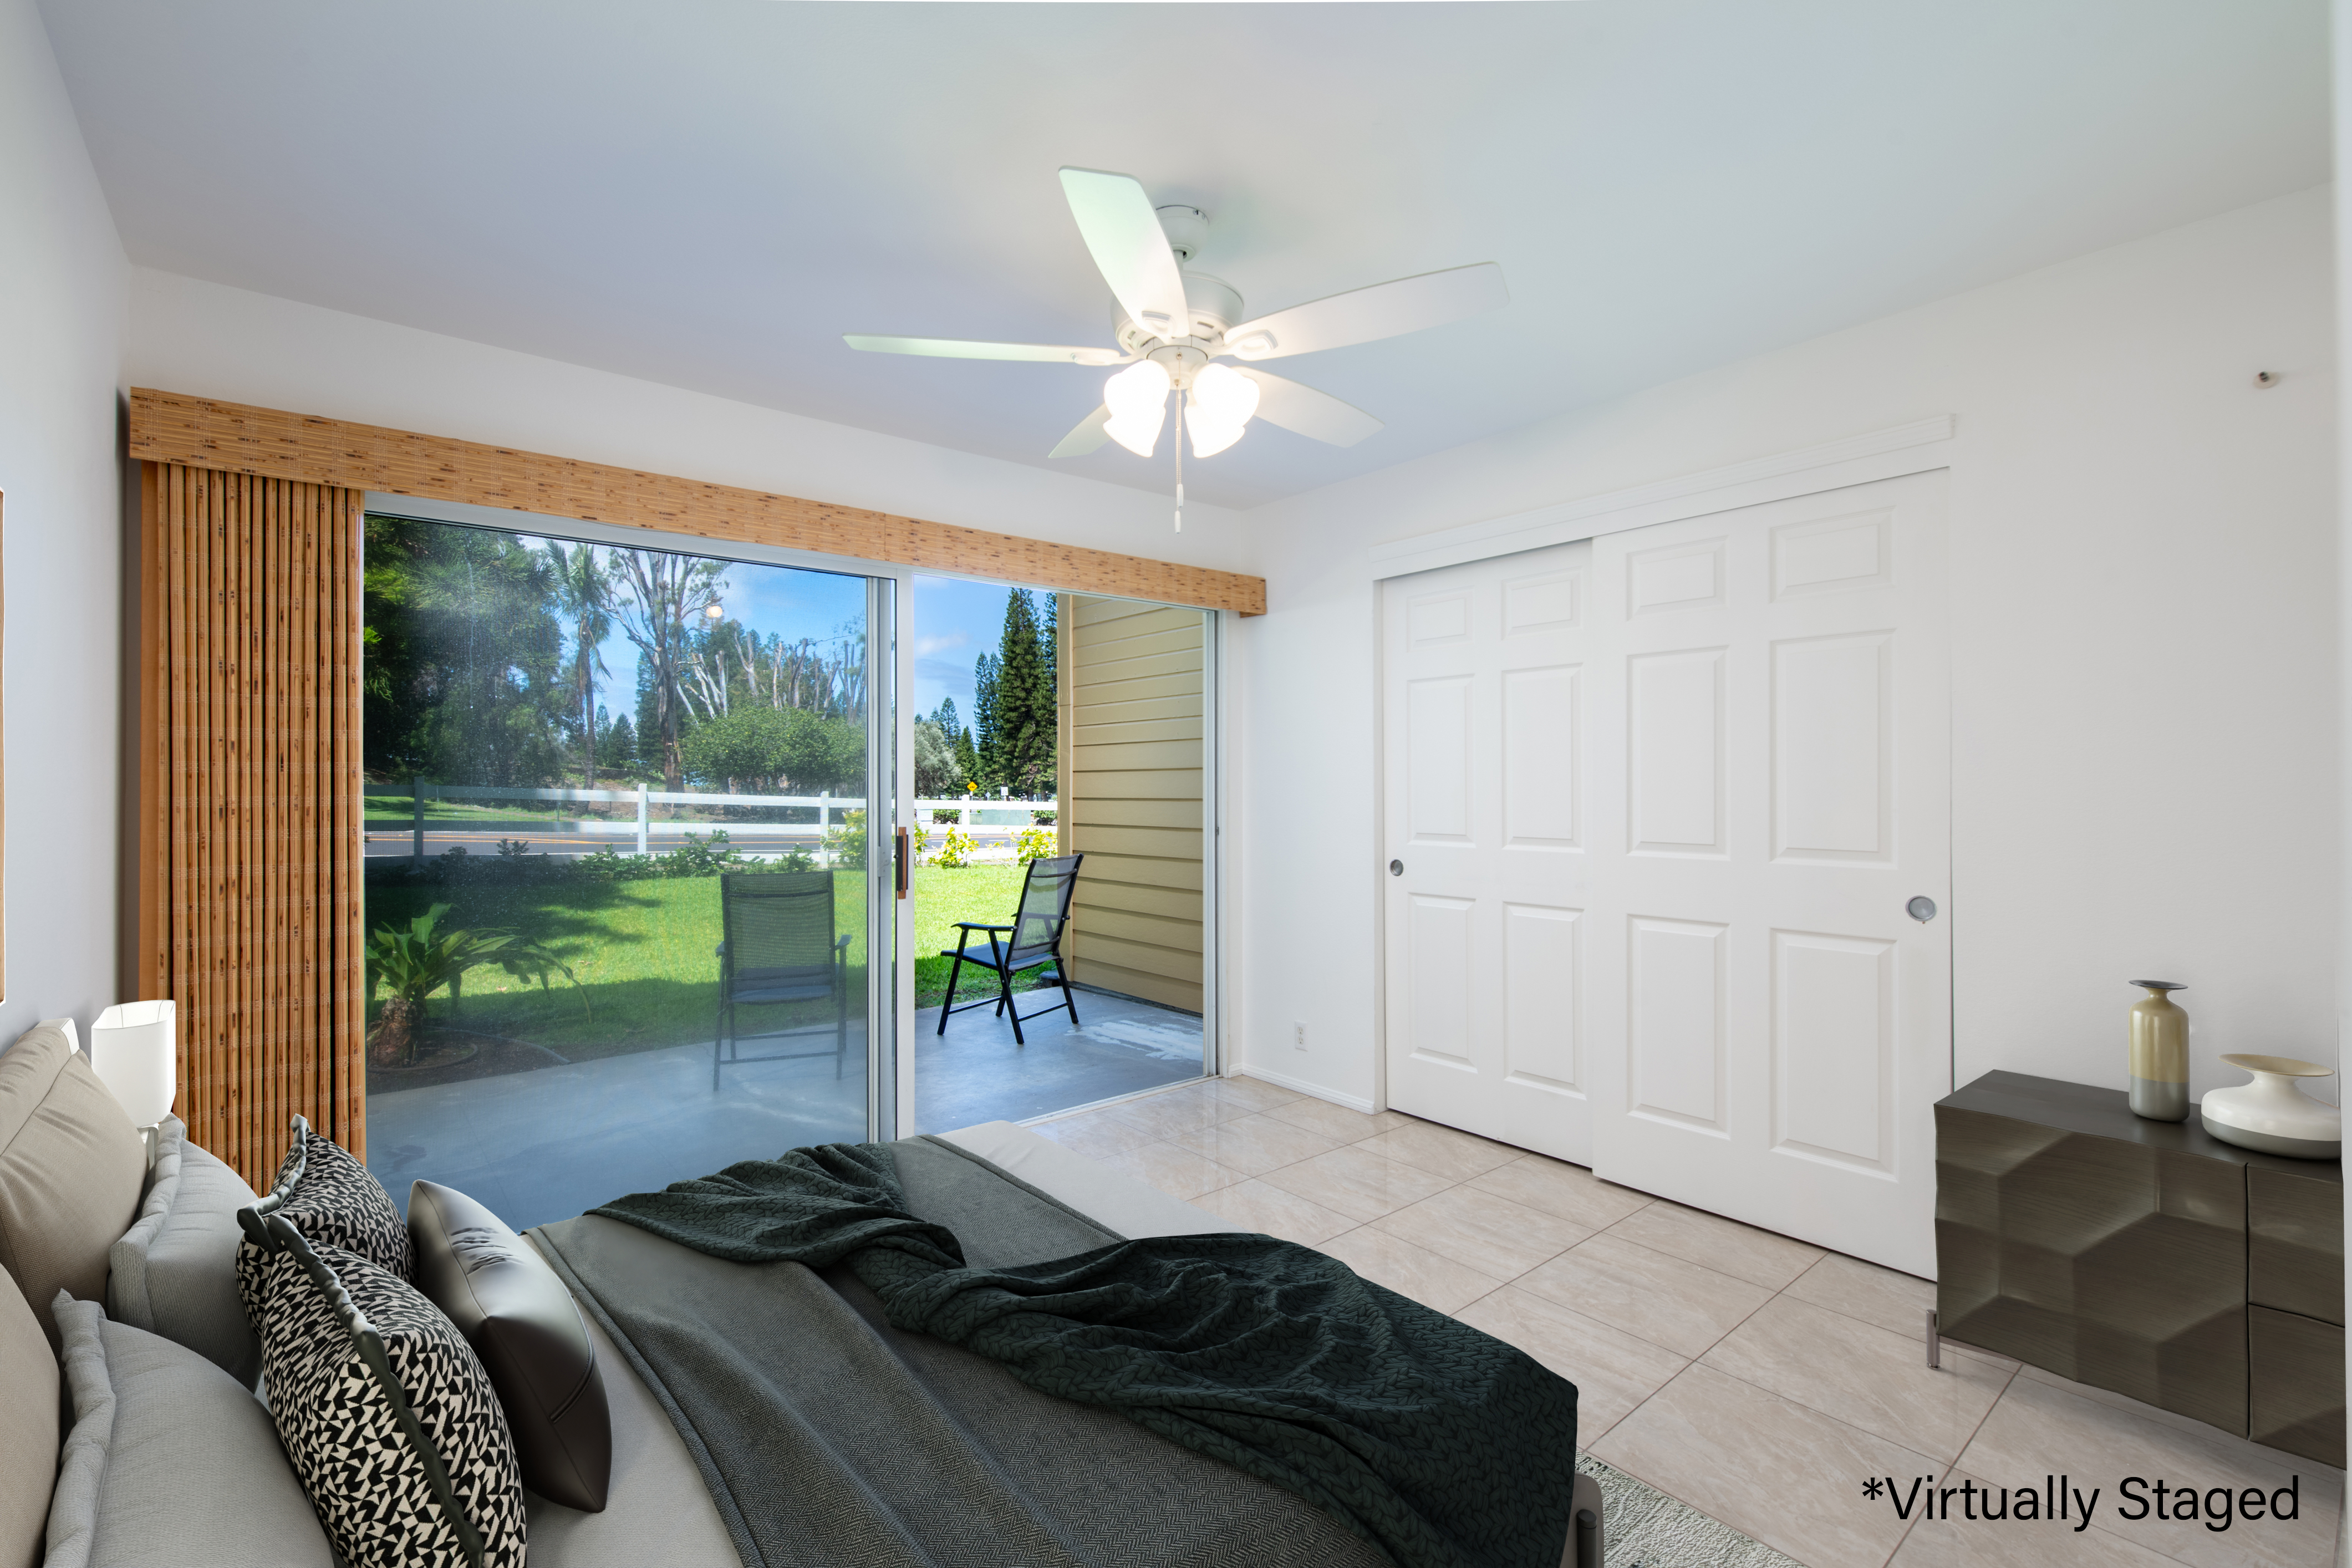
(243, 1213, 527, 1568)
(258, 1113, 416, 1280)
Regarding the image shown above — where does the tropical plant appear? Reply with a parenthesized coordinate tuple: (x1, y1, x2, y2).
(365, 903, 582, 1067)
(932, 826, 979, 868)
(1014, 826, 1056, 864)
(909, 822, 931, 865)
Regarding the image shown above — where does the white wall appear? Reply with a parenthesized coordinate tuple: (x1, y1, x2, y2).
(1238, 185, 2339, 1114)
(125, 270, 1257, 574)
(0, 0, 127, 1046)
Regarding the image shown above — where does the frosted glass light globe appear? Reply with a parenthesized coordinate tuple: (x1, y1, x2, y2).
(1102, 360, 1172, 457)
(1183, 363, 1260, 457)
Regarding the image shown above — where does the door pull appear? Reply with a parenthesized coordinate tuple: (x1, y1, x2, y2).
(894, 828, 909, 900)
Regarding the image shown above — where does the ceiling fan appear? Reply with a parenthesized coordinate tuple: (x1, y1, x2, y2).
(845, 167, 1510, 472)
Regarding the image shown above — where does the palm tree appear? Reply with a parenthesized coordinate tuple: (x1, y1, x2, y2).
(545, 541, 612, 794)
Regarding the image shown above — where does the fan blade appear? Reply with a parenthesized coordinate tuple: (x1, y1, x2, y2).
(1233, 369, 1383, 447)
(1048, 405, 1113, 459)
(1223, 262, 1508, 360)
(1058, 167, 1191, 342)
(844, 335, 1125, 366)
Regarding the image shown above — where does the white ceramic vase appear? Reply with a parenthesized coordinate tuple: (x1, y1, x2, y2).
(2199, 1055, 2342, 1160)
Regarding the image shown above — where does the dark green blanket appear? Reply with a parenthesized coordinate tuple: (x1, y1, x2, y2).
(593, 1143, 1579, 1568)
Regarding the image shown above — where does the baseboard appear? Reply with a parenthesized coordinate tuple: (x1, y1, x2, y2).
(1229, 1063, 1376, 1114)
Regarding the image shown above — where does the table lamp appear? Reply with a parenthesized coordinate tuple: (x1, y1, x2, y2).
(90, 1000, 176, 1131)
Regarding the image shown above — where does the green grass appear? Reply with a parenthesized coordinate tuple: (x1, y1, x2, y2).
(365, 861, 1048, 1060)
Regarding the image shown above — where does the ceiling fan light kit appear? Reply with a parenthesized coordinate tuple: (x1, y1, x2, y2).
(845, 166, 1510, 519)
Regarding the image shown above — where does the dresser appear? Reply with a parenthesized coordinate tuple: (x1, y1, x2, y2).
(1936, 1070, 2343, 1465)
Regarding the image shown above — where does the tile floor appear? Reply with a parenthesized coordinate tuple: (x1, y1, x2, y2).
(1031, 1075, 2348, 1568)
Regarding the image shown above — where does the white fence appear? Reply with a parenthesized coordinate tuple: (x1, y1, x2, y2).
(364, 782, 1050, 861)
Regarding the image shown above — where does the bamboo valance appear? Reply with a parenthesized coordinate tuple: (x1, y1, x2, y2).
(128, 389, 1267, 616)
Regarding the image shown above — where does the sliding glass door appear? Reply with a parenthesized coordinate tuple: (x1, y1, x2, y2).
(359, 509, 900, 1229)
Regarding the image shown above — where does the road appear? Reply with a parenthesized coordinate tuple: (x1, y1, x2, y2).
(362, 823, 1027, 861)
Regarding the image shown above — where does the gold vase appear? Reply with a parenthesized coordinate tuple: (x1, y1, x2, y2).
(2128, 980, 2189, 1121)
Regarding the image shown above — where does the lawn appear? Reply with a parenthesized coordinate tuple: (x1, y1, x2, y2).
(364, 861, 1048, 1060)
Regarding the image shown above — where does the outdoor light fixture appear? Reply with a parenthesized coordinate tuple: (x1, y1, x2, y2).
(1101, 360, 1172, 457)
(1182, 363, 1259, 458)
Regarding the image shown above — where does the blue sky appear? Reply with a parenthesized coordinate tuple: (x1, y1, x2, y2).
(521, 533, 1020, 732)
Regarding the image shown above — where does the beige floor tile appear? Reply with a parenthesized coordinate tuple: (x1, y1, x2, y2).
(1099, 1139, 1246, 1202)
(1889, 1474, 2186, 1568)
(1257, 1144, 1455, 1224)
(1957, 1374, 2342, 1568)
(1703, 1295, 2013, 1462)
(1603, 1198, 1825, 1290)
(1468, 1154, 1654, 1231)
(1101, 1085, 1226, 1140)
(1785, 1253, 2011, 1362)
(1257, 1095, 1409, 1144)
(1594, 1361, 1936, 1568)
(1317, 1227, 1504, 1315)
(1209, 1074, 1303, 1114)
(1029, 1107, 1153, 1160)
(1360, 1118, 1522, 1182)
(1167, 1111, 1340, 1177)
(1197, 1179, 1359, 1247)
(1517, 1234, 1773, 1358)
(1373, 1185, 1591, 1281)
(1455, 1285, 1687, 1441)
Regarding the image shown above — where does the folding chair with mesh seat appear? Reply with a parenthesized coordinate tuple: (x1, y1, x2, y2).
(936, 853, 1083, 1045)
(712, 870, 852, 1090)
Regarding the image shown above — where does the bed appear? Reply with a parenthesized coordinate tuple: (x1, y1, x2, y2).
(0, 1019, 1600, 1568)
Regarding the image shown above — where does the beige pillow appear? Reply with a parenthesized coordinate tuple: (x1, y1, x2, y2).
(0, 1268, 55, 1568)
(0, 1020, 144, 1350)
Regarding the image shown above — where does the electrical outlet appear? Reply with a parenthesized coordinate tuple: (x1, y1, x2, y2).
(1294, 1022, 1307, 1051)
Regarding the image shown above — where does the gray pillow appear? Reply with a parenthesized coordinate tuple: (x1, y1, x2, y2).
(47, 1292, 336, 1568)
(107, 1116, 262, 1388)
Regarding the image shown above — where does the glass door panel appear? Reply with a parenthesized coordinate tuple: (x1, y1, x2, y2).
(359, 513, 893, 1229)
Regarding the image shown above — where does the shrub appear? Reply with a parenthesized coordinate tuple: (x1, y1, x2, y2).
(823, 807, 869, 869)
(933, 826, 979, 868)
(929, 808, 960, 824)
(1015, 826, 1056, 864)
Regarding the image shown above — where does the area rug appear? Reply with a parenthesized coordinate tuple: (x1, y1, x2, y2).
(1577, 1453, 1803, 1567)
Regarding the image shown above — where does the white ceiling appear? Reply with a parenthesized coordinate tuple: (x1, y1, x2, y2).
(41, 1, 2328, 508)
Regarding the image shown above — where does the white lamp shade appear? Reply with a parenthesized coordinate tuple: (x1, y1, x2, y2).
(90, 1000, 177, 1127)
(1182, 363, 1259, 458)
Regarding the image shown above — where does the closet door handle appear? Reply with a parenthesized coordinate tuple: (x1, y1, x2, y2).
(1389, 859, 1403, 877)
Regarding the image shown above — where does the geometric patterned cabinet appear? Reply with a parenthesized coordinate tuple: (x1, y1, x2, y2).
(1937, 1071, 2343, 1465)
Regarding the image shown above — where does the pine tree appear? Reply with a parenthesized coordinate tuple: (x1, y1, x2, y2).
(971, 652, 1001, 791)
(995, 589, 1054, 799)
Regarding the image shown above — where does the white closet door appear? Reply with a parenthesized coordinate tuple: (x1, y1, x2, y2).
(1381, 542, 1594, 1162)
(1586, 471, 1949, 1275)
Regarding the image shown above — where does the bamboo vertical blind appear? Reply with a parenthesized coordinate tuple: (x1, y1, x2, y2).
(139, 463, 366, 1188)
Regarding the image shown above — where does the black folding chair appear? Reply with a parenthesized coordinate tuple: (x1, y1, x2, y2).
(712, 871, 852, 1089)
(936, 853, 1083, 1045)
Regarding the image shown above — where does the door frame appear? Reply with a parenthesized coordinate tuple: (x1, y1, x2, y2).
(1362, 419, 1956, 1116)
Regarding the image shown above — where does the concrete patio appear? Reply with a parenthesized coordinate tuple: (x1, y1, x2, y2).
(365, 987, 1203, 1230)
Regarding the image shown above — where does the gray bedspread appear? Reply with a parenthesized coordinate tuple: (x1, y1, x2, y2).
(531, 1136, 1396, 1568)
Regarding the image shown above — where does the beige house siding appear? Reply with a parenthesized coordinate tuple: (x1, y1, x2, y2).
(1056, 595, 1205, 1014)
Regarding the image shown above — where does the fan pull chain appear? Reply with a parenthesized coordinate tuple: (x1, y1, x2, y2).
(1173, 388, 1185, 532)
